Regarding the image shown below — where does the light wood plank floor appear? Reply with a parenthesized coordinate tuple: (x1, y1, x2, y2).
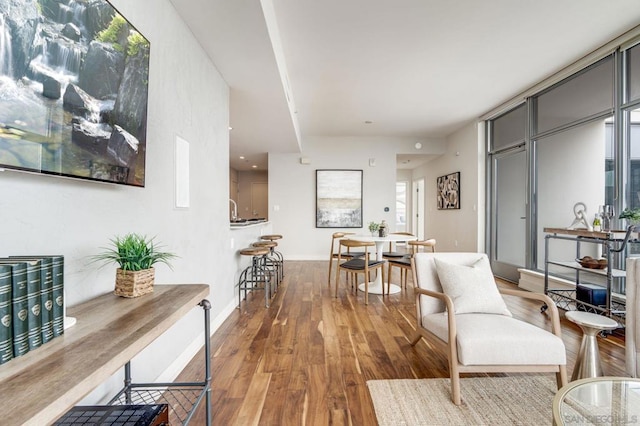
(177, 260, 626, 425)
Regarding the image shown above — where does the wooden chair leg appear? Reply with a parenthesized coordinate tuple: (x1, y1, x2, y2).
(328, 257, 333, 287)
(364, 279, 368, 305)
(451, 365, 461, 405)
(557, 365, 568, 389)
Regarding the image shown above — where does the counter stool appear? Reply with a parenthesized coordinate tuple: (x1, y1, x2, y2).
(565, 311, 619, 380)
(252, 240, 282, 289)
(237, 246, 273, 308)
(260, 234, 284, 281)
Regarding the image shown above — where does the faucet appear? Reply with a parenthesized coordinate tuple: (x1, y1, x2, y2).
(229, 199, 238, 221)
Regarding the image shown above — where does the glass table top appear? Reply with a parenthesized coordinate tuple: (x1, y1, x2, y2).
(553, 377, 640, 425)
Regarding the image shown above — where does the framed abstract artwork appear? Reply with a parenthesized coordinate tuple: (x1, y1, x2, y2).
(0, 0, 150, 186)
(437, 172, 460, 210)
(316, 169, 363, 228)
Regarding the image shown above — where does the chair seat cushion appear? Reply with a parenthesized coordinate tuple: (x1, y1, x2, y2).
(341, 258, 385, 270)
(388, 257, 412, 266)
(422, 313, 566, 366)
(383, 251, 406, 258)
(338, 251, 365, 258)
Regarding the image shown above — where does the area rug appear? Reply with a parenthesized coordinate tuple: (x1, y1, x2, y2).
(367, 375, 557, 425)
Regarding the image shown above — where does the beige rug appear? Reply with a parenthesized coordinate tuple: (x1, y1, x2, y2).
(367, 375, 558, 425)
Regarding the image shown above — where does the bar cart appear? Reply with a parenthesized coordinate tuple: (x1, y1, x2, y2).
(542, 226, 638, 326)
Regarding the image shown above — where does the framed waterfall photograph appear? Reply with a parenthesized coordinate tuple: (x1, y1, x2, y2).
(0, 0, 150, 187)
(316, 169, 363, 228)
(437, 171, 460, 210)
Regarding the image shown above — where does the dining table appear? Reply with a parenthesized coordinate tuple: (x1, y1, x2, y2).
(345, 233, 417, 294)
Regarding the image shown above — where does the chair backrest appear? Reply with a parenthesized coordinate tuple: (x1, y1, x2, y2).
(387, 232, 414, 251)
(338, 239, 374, 262)
(626, 257, 640, 377)
(330, 232, 354, 258)
(412, 252, 491, 315)
(409, 239, 436, 254)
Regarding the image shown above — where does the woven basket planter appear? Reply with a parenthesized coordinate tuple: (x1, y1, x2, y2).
(114, 267, 155, 298)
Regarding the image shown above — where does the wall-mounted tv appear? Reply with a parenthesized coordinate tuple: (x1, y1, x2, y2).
(0, 0, 150, 187)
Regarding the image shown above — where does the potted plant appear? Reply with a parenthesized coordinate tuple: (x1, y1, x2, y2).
(92, 233, 177, 298)
(619, 208, 640, 230)
(368, 221, 379, 236)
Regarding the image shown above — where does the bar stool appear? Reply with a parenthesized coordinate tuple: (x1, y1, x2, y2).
(252, 240, 282, 289)
(237, 246, 273, 308)
(260, 234, 284, 281)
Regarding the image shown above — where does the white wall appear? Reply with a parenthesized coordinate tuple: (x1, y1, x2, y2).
(269, 136, 446, 259)
(412, 121, 485, 253)
(0, 0, 237, 403)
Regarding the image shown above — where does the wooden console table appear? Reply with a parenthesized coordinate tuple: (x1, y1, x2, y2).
(0, 284, 211, 425)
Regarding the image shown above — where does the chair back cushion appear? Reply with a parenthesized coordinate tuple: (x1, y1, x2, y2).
(626, 257, 640, 377)
(434, 256, 511, 316)
(413, 252, 492, 315)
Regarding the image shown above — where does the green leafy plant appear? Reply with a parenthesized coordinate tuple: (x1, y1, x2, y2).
(127, 31, 149, 57)
(96, 14, 127, 53)
(368, 221, 380, 233)
(619, 208, 640, 224)
(92, 233, 177, 271)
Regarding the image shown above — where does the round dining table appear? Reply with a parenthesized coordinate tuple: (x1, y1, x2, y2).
(345, 233, 417, 294)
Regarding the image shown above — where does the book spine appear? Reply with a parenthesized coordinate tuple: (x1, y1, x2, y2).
(25, 261, 42, 350)
(39, 258, 54, 344)
(51, 256, 64, 337)
(10, 263, 29, 358)
(0, 265, 13, 364)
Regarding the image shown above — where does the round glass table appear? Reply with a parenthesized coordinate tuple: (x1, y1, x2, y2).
(552, 377, 640, 425)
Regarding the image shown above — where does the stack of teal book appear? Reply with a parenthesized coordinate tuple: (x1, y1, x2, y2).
(0, 256, 64, 365)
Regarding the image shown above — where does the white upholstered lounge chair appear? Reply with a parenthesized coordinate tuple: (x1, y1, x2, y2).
(626, 257, 640, 377)
(410, 252, 568, 405)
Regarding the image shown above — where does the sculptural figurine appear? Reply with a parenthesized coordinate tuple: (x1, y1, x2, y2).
(567, 202, 593, 232)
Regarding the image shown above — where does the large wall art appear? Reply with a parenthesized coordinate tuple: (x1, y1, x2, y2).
(437, 171, 460, 210)
(0, 0, 150, 187)
(316, 169, 363, 228)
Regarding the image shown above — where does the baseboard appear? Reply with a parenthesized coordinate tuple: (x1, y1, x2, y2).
(155, 298, 238, 384)
(517, 268, 574, 294)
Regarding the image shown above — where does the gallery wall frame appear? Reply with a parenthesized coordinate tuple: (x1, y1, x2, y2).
(437, 171, 460, 210)
(316, 169, 363, 228)
(0, 0, 150, 187)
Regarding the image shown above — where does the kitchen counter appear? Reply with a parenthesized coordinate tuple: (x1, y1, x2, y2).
(230, 219, 268, 229)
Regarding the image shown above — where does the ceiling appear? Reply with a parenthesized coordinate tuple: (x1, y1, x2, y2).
(168, 0, 640, 171)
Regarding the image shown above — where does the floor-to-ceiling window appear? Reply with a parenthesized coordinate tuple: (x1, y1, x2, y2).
(487, 38, 640, 290)
(488, 104, 527, 281)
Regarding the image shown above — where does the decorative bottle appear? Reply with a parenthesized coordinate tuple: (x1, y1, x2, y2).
(593, 214, 601, 232)
(379, 220, 388, 237)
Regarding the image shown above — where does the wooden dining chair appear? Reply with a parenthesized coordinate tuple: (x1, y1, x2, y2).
(335, 239, 385, 305)
(328, 232, 365, 287)
(387, 239, 436, 293)
(382, 232, 415, 259)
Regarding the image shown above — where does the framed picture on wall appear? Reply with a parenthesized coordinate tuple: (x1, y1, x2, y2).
(0, 0, 150, 187)
(437, 171, 460, 210)
(316, 169, 363, 228)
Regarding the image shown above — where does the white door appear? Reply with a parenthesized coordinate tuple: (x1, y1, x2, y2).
(412, 178, 425, 239)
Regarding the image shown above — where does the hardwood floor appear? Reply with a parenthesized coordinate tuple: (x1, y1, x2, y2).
(177, 260, 626, 425)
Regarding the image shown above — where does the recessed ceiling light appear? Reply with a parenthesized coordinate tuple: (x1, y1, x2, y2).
(239, 156, 245, 160)
(228, 126, 233, 131)
(415, 142, 423, 149)
(252, 165, 257, 168)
